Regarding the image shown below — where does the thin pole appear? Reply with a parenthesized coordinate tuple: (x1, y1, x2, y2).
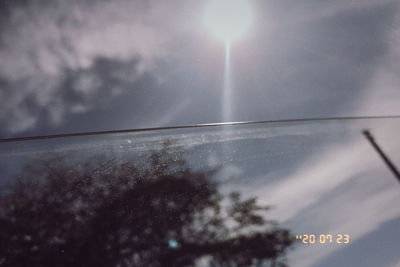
(363, 130, 400, 183)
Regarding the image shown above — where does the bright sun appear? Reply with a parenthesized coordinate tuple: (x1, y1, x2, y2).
(204, 0, 253, 43)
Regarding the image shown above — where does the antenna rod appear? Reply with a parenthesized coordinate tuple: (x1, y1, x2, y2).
(363, 130, 400, 183)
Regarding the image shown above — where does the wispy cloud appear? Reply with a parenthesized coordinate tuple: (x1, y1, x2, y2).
(0, 0, 193, 134)
(358, 8, 400, 116)
(1, 0, 399, 139)
(252, 121, 400, 266)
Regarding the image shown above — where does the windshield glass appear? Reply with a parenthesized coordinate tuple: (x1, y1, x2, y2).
(1, 118, 399, 266)
(1, 0, 400, 266)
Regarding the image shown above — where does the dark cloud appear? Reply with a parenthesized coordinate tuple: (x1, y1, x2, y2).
(0, 0, 399, 138)
(0, 0, 188, 136)
(0, 56, 149, 135)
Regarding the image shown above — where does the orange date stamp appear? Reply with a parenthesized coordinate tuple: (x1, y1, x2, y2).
(295, 234, 350, 244)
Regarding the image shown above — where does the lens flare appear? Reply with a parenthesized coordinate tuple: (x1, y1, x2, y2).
(223, 41, 231, 122)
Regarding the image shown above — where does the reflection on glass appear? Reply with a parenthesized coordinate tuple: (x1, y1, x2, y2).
(1, 118, 400, 266)
(0, 143, 293, 267)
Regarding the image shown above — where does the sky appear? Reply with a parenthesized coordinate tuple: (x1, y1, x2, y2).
(0, 0, 400, 138)
(1, 0, 400, 266)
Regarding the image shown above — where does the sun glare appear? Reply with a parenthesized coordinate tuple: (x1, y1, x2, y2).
(204, 0, 253, 43)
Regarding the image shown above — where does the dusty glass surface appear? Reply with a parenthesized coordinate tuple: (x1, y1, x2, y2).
(1, 118, 399, 266)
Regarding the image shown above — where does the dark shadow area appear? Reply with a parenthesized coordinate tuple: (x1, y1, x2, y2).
(0, 143, 293, 267)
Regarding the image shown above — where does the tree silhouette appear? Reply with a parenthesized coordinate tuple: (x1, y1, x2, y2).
(0, 144, 293, 267)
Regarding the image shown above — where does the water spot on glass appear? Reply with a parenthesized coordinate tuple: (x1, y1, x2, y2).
(168, 239, 179, 249)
